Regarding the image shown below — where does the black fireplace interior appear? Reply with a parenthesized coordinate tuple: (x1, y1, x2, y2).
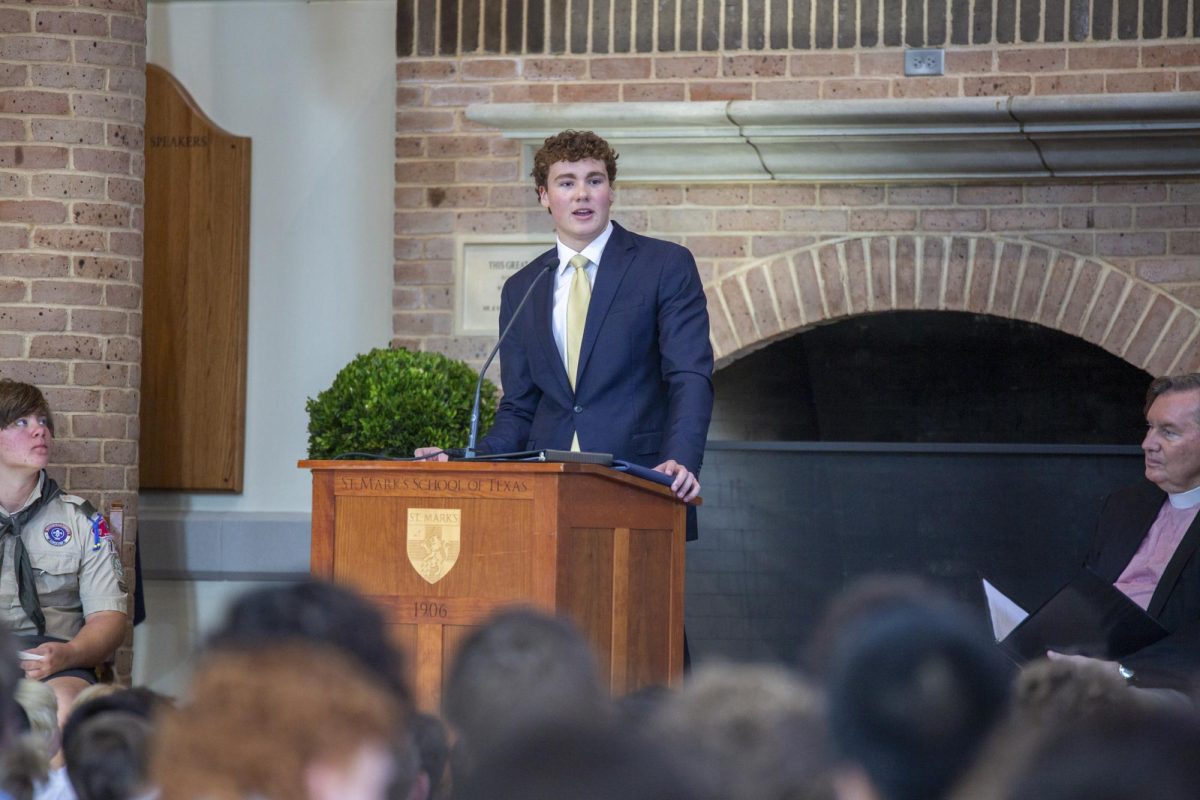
(691, 311, 1152, 665)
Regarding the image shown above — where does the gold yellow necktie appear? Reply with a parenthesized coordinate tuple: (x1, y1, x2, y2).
(566, 253, 591, 390)
(566, 253, 591, 452)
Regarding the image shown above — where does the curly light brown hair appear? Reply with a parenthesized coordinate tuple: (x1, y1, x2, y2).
(531, 130, 619, 192)
(153, 644, 400, 800)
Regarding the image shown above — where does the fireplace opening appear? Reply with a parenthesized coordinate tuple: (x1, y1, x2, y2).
(691, 311, 1152, 665)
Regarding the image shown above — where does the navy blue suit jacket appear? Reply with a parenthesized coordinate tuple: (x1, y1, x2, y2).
(1087, 481, 1200, 689)
(478, 222, 714, 502)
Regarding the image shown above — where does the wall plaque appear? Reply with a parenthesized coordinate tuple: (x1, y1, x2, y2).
(455, 235, 552, 335)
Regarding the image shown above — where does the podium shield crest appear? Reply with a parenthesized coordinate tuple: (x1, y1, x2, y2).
(407, 508, 461, 584)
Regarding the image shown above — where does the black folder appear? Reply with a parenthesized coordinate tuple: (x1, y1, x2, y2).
(998, 568, 1169, 663)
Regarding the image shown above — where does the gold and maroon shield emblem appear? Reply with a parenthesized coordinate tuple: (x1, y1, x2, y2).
(406, 508, 461, 584)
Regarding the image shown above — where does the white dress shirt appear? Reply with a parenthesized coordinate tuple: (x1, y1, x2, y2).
(551, 222, 614, 369)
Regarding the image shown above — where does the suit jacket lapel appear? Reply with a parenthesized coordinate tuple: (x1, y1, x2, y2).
(529, 249, 573, 399)
(575, 222, 635, 388)
(1148, 502, 1200, 618)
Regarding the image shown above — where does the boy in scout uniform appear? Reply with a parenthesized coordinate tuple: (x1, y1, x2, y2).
(0, 379, 127, 722)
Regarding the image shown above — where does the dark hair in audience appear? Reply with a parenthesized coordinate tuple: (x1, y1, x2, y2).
(206, 578, 411, 710)
(455, 721, 699, 800)
(412, 711, 449, 800)
(62, 687, 169, 756)
(804, 573, 956, 681)
(0, 631, 45, 800)
(1006, 705, 1200, 800)
(389, 712, 449, 800)
(1145, 373, 1200, 421)
(442, 607, 608, 770)
(0, 628, 20, 747)
(826, 603, 1013, 800)
(65, 711, 153, 800)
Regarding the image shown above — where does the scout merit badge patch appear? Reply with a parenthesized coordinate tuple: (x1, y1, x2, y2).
(407, 508, 461, 584)
(43, 524, 71, 547)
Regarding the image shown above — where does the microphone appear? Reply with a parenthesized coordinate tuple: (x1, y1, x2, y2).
(464, 261, 557, 458)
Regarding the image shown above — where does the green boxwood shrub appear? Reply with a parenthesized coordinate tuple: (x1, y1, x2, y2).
(306, 347, 497, 459)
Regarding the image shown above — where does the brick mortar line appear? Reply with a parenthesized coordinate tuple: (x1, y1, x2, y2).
(834, 240, 853, 313)
(1099, 274, 1135, 347)
(1119, 288, 1163, 360)
(785, 253, 807, 327)
(1008, 243, 1030, 318)
(735, 271, 764, 341)
(937, 235, 953, 309)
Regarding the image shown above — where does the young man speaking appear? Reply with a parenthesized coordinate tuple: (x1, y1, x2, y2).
(421, 130, 713, 519)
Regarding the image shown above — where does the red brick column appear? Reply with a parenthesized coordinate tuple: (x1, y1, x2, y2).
(0, 0, 146, 682)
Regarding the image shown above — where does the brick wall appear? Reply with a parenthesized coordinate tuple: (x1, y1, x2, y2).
(394, 28, 1200, 373)
(0, 0, 146, 681)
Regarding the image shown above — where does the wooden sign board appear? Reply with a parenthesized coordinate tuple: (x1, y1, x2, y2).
(141, 64, 251, 491)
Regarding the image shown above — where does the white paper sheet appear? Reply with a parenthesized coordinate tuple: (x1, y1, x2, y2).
(982, 578, 1029, 642)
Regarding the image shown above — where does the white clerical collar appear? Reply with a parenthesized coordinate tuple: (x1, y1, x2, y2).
(1168, 484, 1200, 509)
(555, 222, 614, 275)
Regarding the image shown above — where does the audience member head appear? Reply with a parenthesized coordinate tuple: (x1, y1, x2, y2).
(1005, 704, 1200, 800)
(62, 686, 169, 757)
(0, 629, 20, 746)
(153, 643, 400, 800)
(71, 682, 123, 708)
(947, 657, 1147, 800)
(651, 662, 833, 800)
(0, 379, 54, 436)
(0, 630, 45, 800)
(1011, 656, 1141, 726)
(389, 712, 448, 800)
(442, 607, 608, 771)
(14, 679, 58, 764)
(804, 574, 957, 681)
(65, 711, 153, 800)
(206, 578, 411, 711)
(455, 720, 699, 800)
(826, 603, 1012, 800)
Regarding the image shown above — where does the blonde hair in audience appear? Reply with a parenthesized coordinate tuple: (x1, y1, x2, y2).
(70, 682, 123, 713)
(152, 643, 399, 800)
(15, 679, 58, 763)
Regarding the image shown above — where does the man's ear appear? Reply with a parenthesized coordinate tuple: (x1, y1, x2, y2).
(537, 186, 549, 209)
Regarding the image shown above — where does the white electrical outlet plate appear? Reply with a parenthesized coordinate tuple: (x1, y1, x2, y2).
(904, 48, 944, 77)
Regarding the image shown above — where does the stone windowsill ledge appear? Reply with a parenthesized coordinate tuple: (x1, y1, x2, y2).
(465, 93, 1200, 182)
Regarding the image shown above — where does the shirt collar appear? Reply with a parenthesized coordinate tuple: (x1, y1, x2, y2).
(555, 221, 614, 276)
(1168, 484, 1200, 509)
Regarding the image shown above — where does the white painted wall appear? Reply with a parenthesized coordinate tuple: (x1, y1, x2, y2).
(135, 0, 395, 692)
(142, 0, 395, 515)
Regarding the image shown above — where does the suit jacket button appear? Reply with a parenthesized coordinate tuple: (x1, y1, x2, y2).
(573, 405, 583, 413)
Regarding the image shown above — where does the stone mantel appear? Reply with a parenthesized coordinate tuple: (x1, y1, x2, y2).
(466, 93, 1200, 182)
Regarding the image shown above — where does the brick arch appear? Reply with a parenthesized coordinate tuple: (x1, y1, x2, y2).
(705, 235, 1200, 378)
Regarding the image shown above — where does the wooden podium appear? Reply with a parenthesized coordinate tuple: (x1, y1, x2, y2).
(301, 460, 689, 711)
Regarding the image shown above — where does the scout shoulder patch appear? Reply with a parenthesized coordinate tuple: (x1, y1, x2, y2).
(74, 500, 113, 552)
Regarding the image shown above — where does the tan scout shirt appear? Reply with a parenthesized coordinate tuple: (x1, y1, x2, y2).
(0, 474, 127, 639)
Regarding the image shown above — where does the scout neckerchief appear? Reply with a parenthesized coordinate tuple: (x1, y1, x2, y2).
(0, 471, 61, 635)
